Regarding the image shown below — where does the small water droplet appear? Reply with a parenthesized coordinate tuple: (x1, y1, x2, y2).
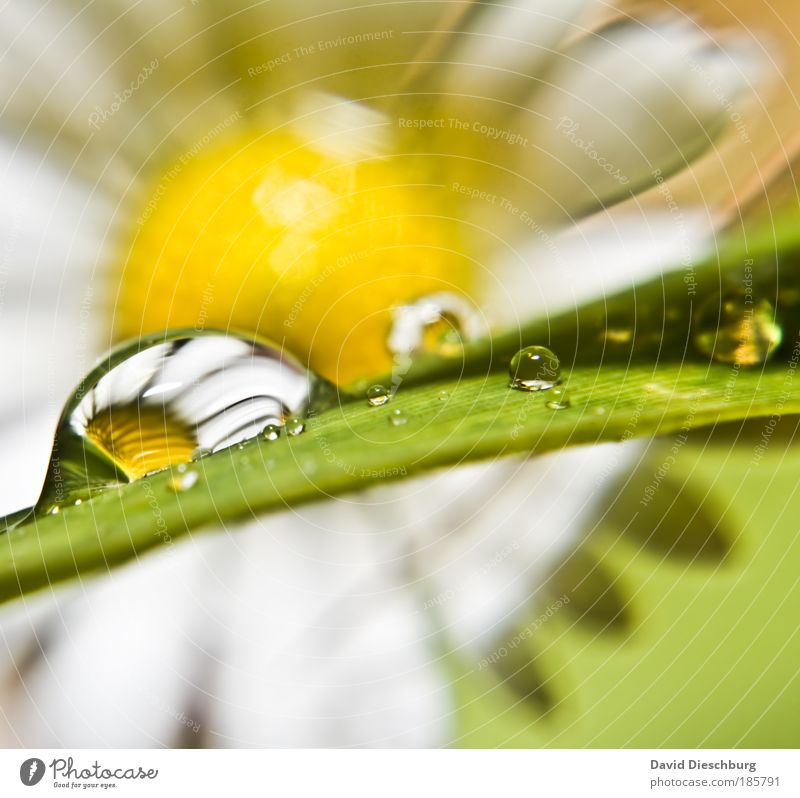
(262, 423, 281, 441)
(73, 499, 82, 506)
(49, 506, 60, 515)
(285, 416, 306, 436)
(389, 292, 484, 358)
(437, 390, 449, 401)
(367, 384, 390, 406)
(545, 386, 571, 410)
(509, 346, 561, 391)
(693, 292, 782, 365)
(177, 463, 188, 474)
(388, 409, 408, 426)
(167, 470, 199, 493)
(33, 330, 333, 514)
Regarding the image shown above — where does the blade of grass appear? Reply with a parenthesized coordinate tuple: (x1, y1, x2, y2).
(1, 359, 796, 603)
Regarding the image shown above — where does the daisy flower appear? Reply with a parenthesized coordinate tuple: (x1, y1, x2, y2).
(0, 0, 766, 746)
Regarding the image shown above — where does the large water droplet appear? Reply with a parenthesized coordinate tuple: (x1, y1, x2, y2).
(35, 330, 331, 513)
(388, 292, 483, 357)
(693, 292, 782, 365)
(509, 346, 561, 392)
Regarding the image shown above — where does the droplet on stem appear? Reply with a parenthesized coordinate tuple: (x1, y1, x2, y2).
(693, 292, 782, 365)
(34, 330, 332, 514)
(509, 346, 561, 392)
(367, 384, 391, 406)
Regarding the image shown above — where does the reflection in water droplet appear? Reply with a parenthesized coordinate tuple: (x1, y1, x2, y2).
(262, 424, 281, 441)
(285, 416, 306, 436)
(388, 409, 408, 427)
(34, 330, 332, 514)
(509, 346, 561, 392)
(438, 390, 449, 401)
(546, 386, 571, 410)
(167, 470, 199, 493)
(367, 385, 390, 406)
(389, 292, 483, 358)
(693, 292, 782, 365)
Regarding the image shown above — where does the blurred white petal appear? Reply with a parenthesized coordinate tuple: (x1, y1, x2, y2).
(517, 19, 761, 220)
(434, 0, 590, 102)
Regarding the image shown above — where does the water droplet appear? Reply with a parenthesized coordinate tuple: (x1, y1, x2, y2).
(367, 384, 390, 406)
(389, 292, 484, 358)
(546, 386, 571, 410)
(509, 346, 561, 392)
(693, 292, 782, 365)
(388, 409, 408, 426)
(167, 470, 199, 493)
(437, 390, 449, 401)
(34, 330, 332, 513)
(285, 416, 306, 436)
(262, 424, 281, 441)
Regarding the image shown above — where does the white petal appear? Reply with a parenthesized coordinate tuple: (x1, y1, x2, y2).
(516, 18, 761, 220)
(434, 0, 590, 103)
(0, 0, 238, 182)
(481, 206, 715, 326)
(0, 143, 112, 514)
(2, 538, 225, 747)
(401, 446, 643, 653)
(205, 504, 450, 748)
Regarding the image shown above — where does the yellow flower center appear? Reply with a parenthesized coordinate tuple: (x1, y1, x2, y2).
(114, 130, 474, 386)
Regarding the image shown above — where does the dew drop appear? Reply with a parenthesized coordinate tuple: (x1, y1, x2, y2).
(167, 470, 199, 493)
(389, 292, 483, 358)
(693, 292, 782, 365)
(34, 330, 332, 513)
(388, 409, 408, 427)
(285, 416, 306, 436)
(437, 390, 449, 401)
(509, 346, 561, 392)
(262, 424, 281, 441)
(545, 386, 571, 410)
(367, 384, 390, 406)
